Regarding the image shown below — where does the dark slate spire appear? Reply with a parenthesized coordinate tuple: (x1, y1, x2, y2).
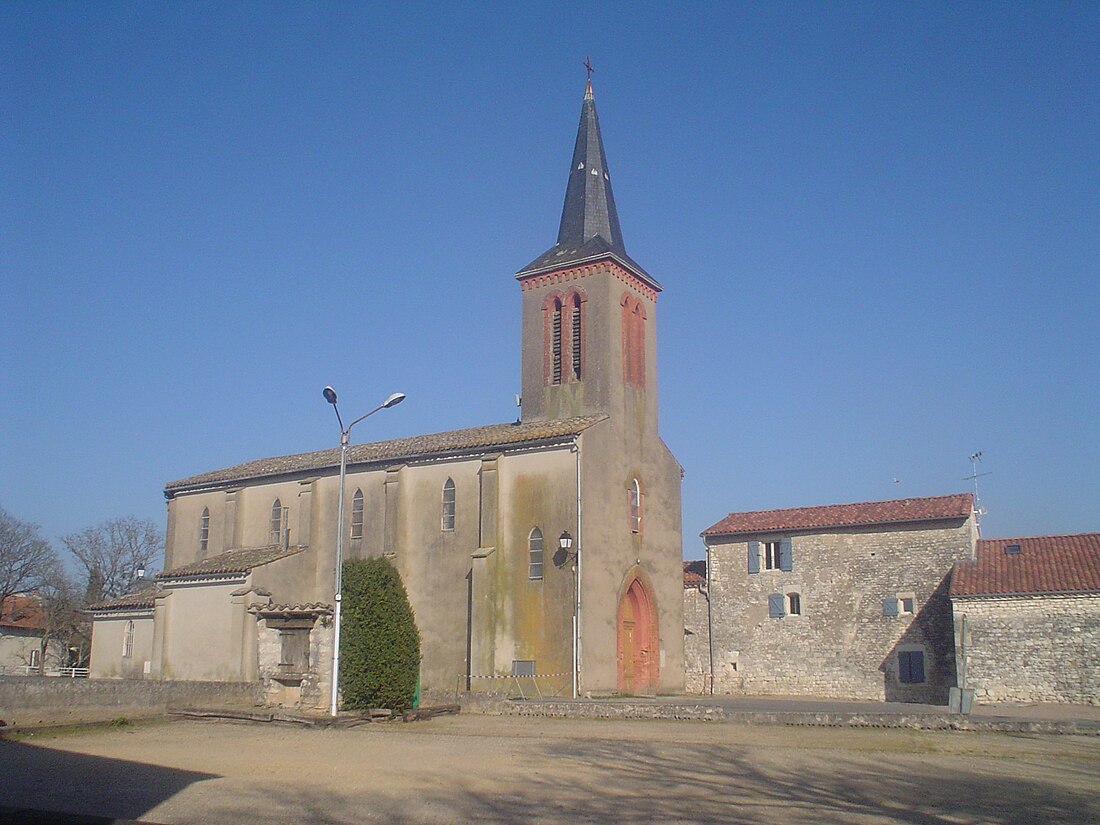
(556, 79, 625, 254)
(517, 80, 658, 289)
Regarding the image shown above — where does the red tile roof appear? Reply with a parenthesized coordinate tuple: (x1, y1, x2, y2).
(683, 560, 706, 587)
(85, 586, 160, 613)
(951, 533, 1100, 597)
(159, 545, 304, 579)
(0, 594, 46, 631)
(701, 493, 973, 537)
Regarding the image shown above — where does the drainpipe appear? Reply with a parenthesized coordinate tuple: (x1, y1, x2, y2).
(705, 538, 715, 695)
(573, 436, 583, 699)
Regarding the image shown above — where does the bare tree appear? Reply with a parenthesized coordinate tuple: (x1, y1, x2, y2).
(0, 506, 57, 607)
(63, 517, 163, 602)
(34, 560, 88, 673)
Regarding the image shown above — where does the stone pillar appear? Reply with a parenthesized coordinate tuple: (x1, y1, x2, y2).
(384, 466, 402, 557)
(224, 489, 240, 549)
(298, 479, 315, 548)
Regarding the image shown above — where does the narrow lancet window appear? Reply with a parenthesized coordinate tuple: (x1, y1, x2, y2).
(528, 527, 544, 580)
(351, 488, 364, 539)
(442, 478, 456, 531)
(199, 507, 210, 555)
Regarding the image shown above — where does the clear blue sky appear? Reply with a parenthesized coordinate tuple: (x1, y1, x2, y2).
(3, 3, 1098, 560)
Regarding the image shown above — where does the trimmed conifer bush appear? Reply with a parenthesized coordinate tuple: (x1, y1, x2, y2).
(339, 556, 421, 712)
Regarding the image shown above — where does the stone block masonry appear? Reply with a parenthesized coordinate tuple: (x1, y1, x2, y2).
(956, 594, 1100, 705)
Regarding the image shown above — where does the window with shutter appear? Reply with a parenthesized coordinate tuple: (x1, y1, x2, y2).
(779, 537, 793, 571)
(767, 593, 785, 618)
(747, 540, 760, 574)
(787, 592, 801, 616)
(883, 597, 900, 617)
(899, 650, 925, 684)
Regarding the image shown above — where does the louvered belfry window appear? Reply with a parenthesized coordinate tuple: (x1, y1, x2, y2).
(571, 294, 582, 380)
(551, 299, 563, 385)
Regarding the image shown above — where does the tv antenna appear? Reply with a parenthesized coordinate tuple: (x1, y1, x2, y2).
(963, 451, 991, 536)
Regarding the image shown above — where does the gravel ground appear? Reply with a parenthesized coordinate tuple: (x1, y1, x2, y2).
(3, 715, 1099, 824)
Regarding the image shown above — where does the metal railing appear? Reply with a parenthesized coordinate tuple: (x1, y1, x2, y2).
(1, 665, 89, 678)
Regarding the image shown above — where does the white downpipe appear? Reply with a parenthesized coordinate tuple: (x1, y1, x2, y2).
(573, 436, 582, 699)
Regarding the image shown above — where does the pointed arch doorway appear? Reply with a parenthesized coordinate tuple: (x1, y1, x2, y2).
(616, 575, 659, 695)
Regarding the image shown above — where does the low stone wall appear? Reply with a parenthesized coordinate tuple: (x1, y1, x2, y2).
(500, 699, 1100, 734)
(0, 676, 263, 728)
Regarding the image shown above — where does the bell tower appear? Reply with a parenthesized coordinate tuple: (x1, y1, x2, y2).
(516, 78, 663, 434)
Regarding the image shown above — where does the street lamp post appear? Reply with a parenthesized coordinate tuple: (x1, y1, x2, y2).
(323, 386, 406, 717)
(558, 531, 578, 698)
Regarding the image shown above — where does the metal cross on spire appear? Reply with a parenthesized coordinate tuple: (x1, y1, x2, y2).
(584, 56, 595, 80)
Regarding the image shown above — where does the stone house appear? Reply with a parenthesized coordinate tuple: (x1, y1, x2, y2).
(1, 595, 54, 673)
(88, 78, 685, 706)
(951, 533, 1100, 705)
(696, 493, 976, 703)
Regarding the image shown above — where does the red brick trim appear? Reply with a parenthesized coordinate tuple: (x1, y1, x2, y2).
(519, 260, 658, 302)
(620, 293, 647, 388)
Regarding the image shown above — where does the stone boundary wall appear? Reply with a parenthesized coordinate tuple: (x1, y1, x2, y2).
(499, 699, 1100, 735)
(0, 676, 263, 727)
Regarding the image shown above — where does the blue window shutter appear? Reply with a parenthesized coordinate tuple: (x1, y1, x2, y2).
(779, 537, 793, 572)
(899, 651, 912, 683)
(768, 593, 785, 618)
(883, 598, 899, 617)
(747, 540, 760, 574)
(911, 652, 925, 683)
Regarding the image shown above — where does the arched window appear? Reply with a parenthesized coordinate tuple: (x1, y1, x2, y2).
(198, 507, 210, 555)
(351, 489, 364, 539)
(569, 291, 584, 380)
(628, 478, 643, 534)
(270, 499, 285, 545)
(528, 527, 544, 580)
(441, 478, 456, 531)
(123, 620, 135, 658)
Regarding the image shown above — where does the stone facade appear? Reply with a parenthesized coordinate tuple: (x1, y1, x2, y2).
(954, 594, 1100, 705)
(702, 497, 976, 703)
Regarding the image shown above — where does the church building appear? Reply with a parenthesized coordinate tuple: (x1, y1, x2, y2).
(89, 78, 685, 706)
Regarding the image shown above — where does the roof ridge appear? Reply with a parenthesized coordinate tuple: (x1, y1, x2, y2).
(979, 532, 1100, 542)
(720, 492, 972, 520)
(166, 414, 609, 492)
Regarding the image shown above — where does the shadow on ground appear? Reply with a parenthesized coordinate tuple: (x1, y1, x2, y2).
(0, 737, 216, 822)
(192, 736, 1099, 825)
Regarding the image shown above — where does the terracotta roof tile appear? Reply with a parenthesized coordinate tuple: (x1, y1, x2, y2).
(159, 545, 304, 579)
(249, 603, 333, 616)
(701, 493, 973, 537)
(1, 594, 45, 631)
(683, 560, 707, 587)
(166, 415, 607, 492)
(86, 586, 160, 612)
(951, 533, 1100, 597)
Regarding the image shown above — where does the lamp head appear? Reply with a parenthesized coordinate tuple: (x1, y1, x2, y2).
(558, 531, 573, 551)
(382, 392, 406, 409)
(136, 566, 146, 580)
(323, 386, 338, 405)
